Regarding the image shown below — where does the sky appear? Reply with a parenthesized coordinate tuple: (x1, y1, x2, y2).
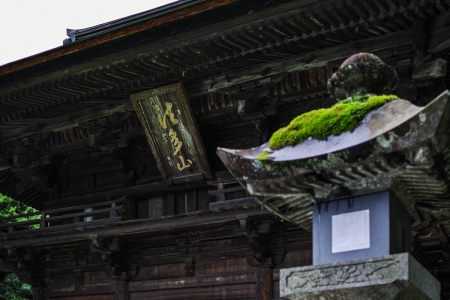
(0, 0, 176, 66)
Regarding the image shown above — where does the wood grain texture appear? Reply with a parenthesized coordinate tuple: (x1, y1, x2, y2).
(45, 283, 116, 297)
(116, 281, 130, 300)
(0, 208, 271, 247)
(186, 29, 413, 97)
(256, 268, 273, 300)
(129, 272, 257, 292)
(130, 283, 256, 300)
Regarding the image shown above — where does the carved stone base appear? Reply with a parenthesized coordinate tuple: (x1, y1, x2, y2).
(280, 253, 440, 300)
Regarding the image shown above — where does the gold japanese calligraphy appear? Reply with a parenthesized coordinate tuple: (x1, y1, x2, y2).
(154, 102, 178, 129)
(130, 82, 212, 185)
(168, 129, 182, 155)
(156, 102, 193, 171)
(177, 156, 193, 172)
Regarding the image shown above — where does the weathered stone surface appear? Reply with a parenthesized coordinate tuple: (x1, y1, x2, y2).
(412, 58, 448, 80)
(280, 253, 440, 300)
(217, 90, 450, 231)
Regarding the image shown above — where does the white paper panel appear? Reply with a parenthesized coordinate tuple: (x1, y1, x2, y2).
(332, 209, 370, 253)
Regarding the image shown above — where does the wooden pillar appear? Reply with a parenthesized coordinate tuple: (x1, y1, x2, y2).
(115, 280, 129, 300)
(32, 287, 45, 300)
(256, 267, 273, 300)
(123, 197, 137, 221)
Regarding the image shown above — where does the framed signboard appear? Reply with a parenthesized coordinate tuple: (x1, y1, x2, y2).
(130, 83, 212, 185)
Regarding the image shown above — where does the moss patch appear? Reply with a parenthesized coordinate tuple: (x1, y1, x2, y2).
(262, 94, 398, 157)
(256, 150, 271, 161)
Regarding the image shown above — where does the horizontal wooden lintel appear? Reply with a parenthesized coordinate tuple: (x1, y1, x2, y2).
(0, 208, 270, 248)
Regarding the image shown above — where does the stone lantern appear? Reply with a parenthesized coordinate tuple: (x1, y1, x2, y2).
(217, 53, 447, 299)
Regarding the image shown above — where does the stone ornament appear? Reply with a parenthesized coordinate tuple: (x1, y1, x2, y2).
(327, 53, 398, 99)
(280, 253, 440, 300)
(216, 53, 450, 232)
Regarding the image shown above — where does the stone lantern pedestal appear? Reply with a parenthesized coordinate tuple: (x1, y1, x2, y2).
(280, 253, 440, 300)
(279, 190, 440, 300)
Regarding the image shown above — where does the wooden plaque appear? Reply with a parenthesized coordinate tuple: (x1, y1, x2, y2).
(130, 83, 212, 185)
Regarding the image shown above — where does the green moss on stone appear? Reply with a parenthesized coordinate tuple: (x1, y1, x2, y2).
(338, 93, 371, 104)
(268, 94, 398, 150)
(256, 150, 271, 161)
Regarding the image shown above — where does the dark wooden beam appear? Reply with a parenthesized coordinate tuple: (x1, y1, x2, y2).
(0, 207, 271, 248)
(0, 217, 121, 243)
(129, 271, 257, 291)
(427, 12, 450, 53)
(44, 180, 209, 209)
(209, 197, 257, 211)
(186, 29, 413, 97)
(0, 0, 335, 96)
(45, 282, 116, 298)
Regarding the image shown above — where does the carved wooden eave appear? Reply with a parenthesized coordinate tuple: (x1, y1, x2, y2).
(0, 0, 443, 130)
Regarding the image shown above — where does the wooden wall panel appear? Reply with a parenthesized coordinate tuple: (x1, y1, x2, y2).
(275, 250, 312, 269)
(135, 245, 179, 258)
(197, 188, 210, 210)
(48, 274, 75, 288)
(195, 257, 257, 276)
(43, 247, 313, 299)
(135, 188, 210, 219)
(133, 263, 186, 280)
(129, 272, 256, 292)
(130, 283, 256, 300)
(83, 271, 115, 285)
(148, 195, 164, 218)
(137, 199, 149, 219)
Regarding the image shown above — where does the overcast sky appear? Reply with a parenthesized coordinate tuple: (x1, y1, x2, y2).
(0, 0, 176, 66)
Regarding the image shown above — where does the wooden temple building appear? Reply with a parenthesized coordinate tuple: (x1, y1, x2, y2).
(0, 0, 450, 299)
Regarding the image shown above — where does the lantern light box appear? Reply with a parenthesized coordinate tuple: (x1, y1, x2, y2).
(313, 190, 411, 265)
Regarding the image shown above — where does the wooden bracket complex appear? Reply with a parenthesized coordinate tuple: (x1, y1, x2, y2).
(234, 215, 285, 268)
(89, 234, 124, 276)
